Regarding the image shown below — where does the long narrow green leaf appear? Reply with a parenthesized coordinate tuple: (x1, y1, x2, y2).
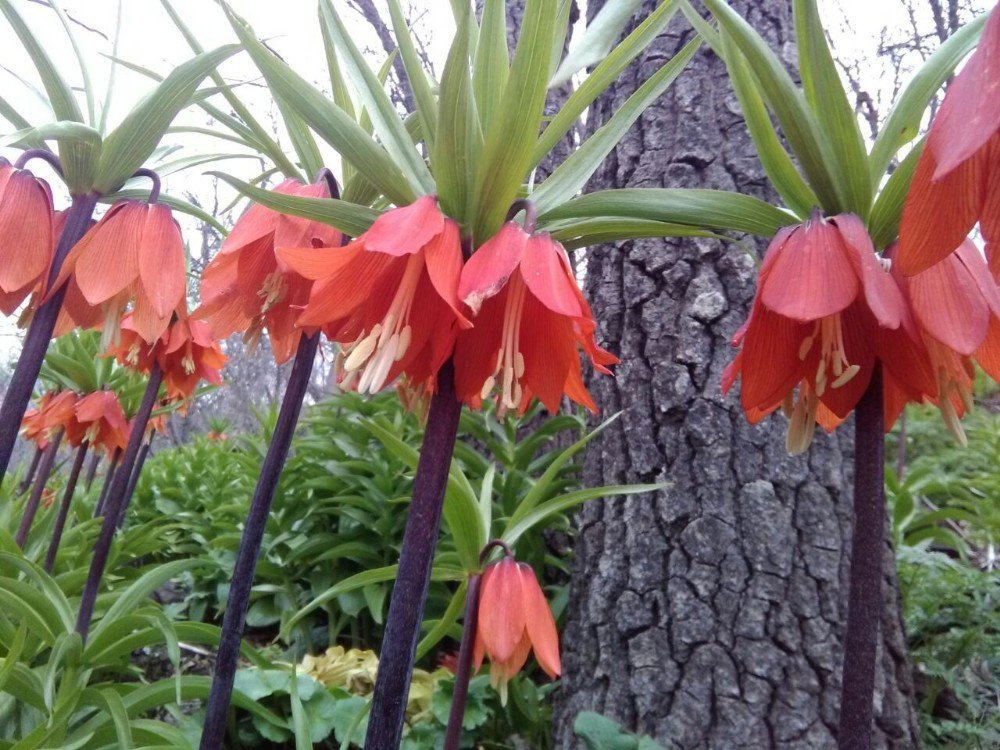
(547, 217, 717, 250)
(472, 0, 557, 242)
(319, 0, 434, 194)
(793, 0, 871, 216)
(387, 0, 438, 151)
(719, 29, 817, 217)
(433, 5, 481, 225)
(94, 44, 241, 192)
(211, 172, 380, 237)
(223, 3, 414, 206)
(416, 579, 467, 659)
(0, 0, 82, 122)
(472, 0, 509, 130)
(701, 0, 844, 212)
(550, 0, 642, 86)
(98, 0, 123, 134)
(160, 0, 303, 180)
(540, 188, 795, 237)
(533, 0, 680, 170)
(533, 36, 701, 213)
(869, 140, 923, 249)
(47, 0, 94, 125)
(869, 12, 987, 184)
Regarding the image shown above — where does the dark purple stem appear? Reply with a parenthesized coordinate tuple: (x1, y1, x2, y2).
(15, 429, 63, 547)
(365, 362, 462, 750)
(131, 168, 161, 203)
(94, 448, 121, 517)
(116, 433, 153, 529)
(505, 199, 537, 233)
(84, 451, 101, 491)
(0, 192, 99, 487)
(19, 446, 43, 494)
(837, 365, 885, 750)
(76, 364, 162, 641)
(44, 442, 87, 572)
(198, 333, 320, 750)
(444, 573, 482, 750)
(13, 148, 63, 176)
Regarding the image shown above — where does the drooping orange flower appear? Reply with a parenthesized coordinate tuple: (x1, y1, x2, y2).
(0, 158, 54, 316)
(21, 390, 77, 449)
(109, 311, 227, 401)
(197, 178, 342, 363)
(722, 212, 925, 452)
(52, 200, 186, 343)
(207, 430, 228, 441)
(279, 195, 470, 394)
(474, 557, 561, 701)
(453, 222, 617, 416)
(63, 390, 130, 454)
(886, 239, 1000, 442)
(897, 4, 1000, 274)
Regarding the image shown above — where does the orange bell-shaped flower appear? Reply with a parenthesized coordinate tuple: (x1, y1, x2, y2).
(897, 4, 1000, 274)
(21, 390, 77, 450)
(722, 212, 914, 452)
(473, 556, 561, 702)
(64, 390, 130, 454)
(454, 221, 617, 416)
(197, 178, 342, 364)
(280, 195, 470, 394)
(53, 199, 186, 344)
(0, 158, 54, 316)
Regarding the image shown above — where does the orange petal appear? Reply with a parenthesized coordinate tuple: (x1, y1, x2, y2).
(834, 213, 902, 329)
(761, 218, 859, 322)
(739, 301, 809, 412)
(519, 234, 583, 319)
(477, 558, 526, 663)
(517, 563, 561, 678)
(896, 144, 985, 275)
(908, 250, 989, 356)
(139, 204, 186, 319)
(927, 4, 1000, 177)
(73, 202, 143, 305)
(459, 222, 529, 313)
(0, 171, 53, 292)
(278, 242, 358, 281)
(362, 195, 443, 256)
(423, 219, 470, 327)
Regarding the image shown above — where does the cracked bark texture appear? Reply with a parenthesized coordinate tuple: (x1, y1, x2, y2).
(553, 2, 921, 748)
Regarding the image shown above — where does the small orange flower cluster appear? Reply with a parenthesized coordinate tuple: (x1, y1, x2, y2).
(199, 189, 618, 416)
(725, 6, 1000, 451)
(21, 390, 130, 457)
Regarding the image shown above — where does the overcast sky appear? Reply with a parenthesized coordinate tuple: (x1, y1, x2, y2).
(0, 0, 990, 357)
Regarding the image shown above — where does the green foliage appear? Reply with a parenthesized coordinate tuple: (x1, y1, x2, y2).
(574, 711, 667, 750)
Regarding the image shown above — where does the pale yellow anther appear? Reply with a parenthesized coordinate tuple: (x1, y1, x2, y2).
(344, 333, 377, 371)
(480, 375, 496, 401)
(514, 352, 525, 379)
(798, 335, 815, 361)
(831, 364, 860, 389)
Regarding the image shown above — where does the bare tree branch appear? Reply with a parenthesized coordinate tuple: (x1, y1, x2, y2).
(345, 0, 417, 112)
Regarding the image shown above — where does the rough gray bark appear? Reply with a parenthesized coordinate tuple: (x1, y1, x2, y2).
(554, 2, 920, 748)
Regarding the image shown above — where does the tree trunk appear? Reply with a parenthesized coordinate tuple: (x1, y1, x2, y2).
(554, 2, 920, 748)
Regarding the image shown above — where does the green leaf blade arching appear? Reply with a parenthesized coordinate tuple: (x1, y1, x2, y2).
(869, 12, 987, 184)
(223, 3, 415, 207)
(540, 189, 796, 237)
(433, 4, 482, 226)
(319, 0, 435, 194)
(792, 0, 871, 217)
(472, 0, 557, 243)
(869, 140, 923, 250)
(718, 29, 818, 219)
(211, 172, 380, 238)
(472, 0, 510, 131)
(93, 44, 240, 193)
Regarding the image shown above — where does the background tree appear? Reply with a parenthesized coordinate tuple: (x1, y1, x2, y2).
(554, 2, 920, 747)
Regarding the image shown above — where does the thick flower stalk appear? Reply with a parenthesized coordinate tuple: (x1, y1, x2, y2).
(280, 195, 471, 395)
(722, 211, 920, 452)
(897, 3, 1000, 274)
(454, 213, 618, 416)
(197, 175, 341, 363)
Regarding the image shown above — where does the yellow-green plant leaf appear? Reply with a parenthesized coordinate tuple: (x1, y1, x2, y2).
(550, 0, 643, 86)
(546, 217, 716, 250)
(793, 0, 871, 217)
(472, 0, 557, 242)
(541, 188, 795, 237)
(869, 140, 923, 250)
(94, 44, 240, 193)
(719, 29, 817, 218)
(869, 12, 987, 184)
(472, 0, 509, 130)
(211, 172, 379, 237)
(319, 0, 434, 195)
(387, 0, 439, 151)
(533, 35, 701, 213)
(533, 0, 680, 172)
